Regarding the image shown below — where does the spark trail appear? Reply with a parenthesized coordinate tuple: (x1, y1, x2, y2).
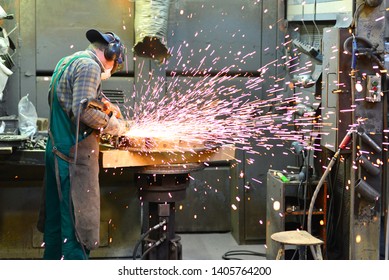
(118, 3, 326, 154)
(122, 49, 321, 153)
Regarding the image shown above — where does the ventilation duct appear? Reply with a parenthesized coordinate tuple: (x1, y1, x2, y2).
(133, 0, 171, 63)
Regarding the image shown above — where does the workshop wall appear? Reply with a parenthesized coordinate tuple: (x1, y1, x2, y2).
(0, 0, 298, 259)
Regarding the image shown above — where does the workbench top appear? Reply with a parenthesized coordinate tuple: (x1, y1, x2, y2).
(100, 145, 236, 168)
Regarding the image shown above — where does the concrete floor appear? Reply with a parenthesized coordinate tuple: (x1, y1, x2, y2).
(179, 232, 267, 260)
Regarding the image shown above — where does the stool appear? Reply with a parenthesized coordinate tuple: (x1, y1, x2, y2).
(270, 230, 324, 260)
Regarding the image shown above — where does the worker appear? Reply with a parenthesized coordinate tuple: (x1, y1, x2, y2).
(37, 29, 129, 259)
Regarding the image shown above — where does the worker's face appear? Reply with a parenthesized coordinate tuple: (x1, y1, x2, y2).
(103, 59, 115, 70)
(100, 54, 116, 80)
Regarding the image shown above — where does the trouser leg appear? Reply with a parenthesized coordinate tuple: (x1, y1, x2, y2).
(58, 158, 89, 260)
(60, 168, 89, 260)
(43, 154, 89, 260)
(43, 157, 62, 260)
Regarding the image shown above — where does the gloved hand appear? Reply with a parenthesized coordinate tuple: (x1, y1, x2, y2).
(103, 115, 130, 136)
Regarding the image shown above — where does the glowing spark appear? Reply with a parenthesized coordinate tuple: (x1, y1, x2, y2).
(273, 201, 281, 211)
(117, 32, 332, 166)
(252, 178, 262, 184)
(375, 16, 384, 22)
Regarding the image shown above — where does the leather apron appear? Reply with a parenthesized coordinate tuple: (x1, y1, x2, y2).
(40, 54, 101, 252)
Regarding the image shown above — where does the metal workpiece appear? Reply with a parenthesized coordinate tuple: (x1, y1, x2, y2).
(100, 143, 235, 168)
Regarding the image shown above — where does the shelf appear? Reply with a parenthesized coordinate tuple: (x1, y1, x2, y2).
(266, 169, 327, 259)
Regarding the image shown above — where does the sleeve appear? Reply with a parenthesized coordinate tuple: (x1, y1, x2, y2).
(71, 59, 110, 130)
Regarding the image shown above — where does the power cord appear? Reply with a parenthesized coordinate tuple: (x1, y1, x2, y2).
(132, 220, 167, 260)
(141, 236, 166, 260)
(222, 250, 266, 260)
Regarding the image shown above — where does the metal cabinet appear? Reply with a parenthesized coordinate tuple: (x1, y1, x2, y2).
(175, 165, 231, 233)
(266, 170, 327, 259)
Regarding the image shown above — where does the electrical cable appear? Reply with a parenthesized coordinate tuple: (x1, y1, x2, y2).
(335, 158, 347, 232)
(307, 128, 355, 259)
(343, 35, 385, 70)
(222, 250, 266, 260)
(300, 4, 312, 46)
(297, 179, 304, 221)
(132, 220, 167, 260)
(326, 151, 340, 250)
(301, 141, 313, 260)
(141, 236, 166, 260)
(351, 1, 365, 30)
(302, 146, 310, 230)
(312, 0, 321, 39)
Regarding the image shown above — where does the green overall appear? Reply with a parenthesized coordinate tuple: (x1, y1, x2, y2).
(42, 55, 101, 259)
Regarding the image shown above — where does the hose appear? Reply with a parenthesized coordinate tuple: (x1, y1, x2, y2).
(343, 36, 385, 70)
(132, 220, 167, 260)
(307, 148, 340, 259)
(141, 236, 166, 260)
(307, 129, 355, 259)
(222, 250, 266, 260)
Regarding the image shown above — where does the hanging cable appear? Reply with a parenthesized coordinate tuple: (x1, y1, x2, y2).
(307, 128, 356, 259)
(312, 0, 321, 39)
(301, 4, 312, 46)
(132, 220, 167, 260)
(141, 236, 166, 260)
(351, 1, 366, 30)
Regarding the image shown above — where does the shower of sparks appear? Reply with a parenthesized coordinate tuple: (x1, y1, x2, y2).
(120, 37, 327, 156)
(73, 3, 389, 254)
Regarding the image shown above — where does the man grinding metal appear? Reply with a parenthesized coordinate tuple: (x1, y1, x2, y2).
(37, 28, 130, 259)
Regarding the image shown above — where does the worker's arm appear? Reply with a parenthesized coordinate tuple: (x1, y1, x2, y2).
(71, 59, 128, 135)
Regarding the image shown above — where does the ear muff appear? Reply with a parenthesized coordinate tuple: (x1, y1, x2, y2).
(103, 32, 124, 64)
(104, 42, 123, 63)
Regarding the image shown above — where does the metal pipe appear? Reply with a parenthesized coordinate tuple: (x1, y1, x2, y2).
(356, 154, 381, 176)
(133, 0, 172, 63)
(355, 179, 381, 202)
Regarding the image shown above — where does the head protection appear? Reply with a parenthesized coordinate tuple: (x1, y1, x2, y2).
(86, 29, 125, 65)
